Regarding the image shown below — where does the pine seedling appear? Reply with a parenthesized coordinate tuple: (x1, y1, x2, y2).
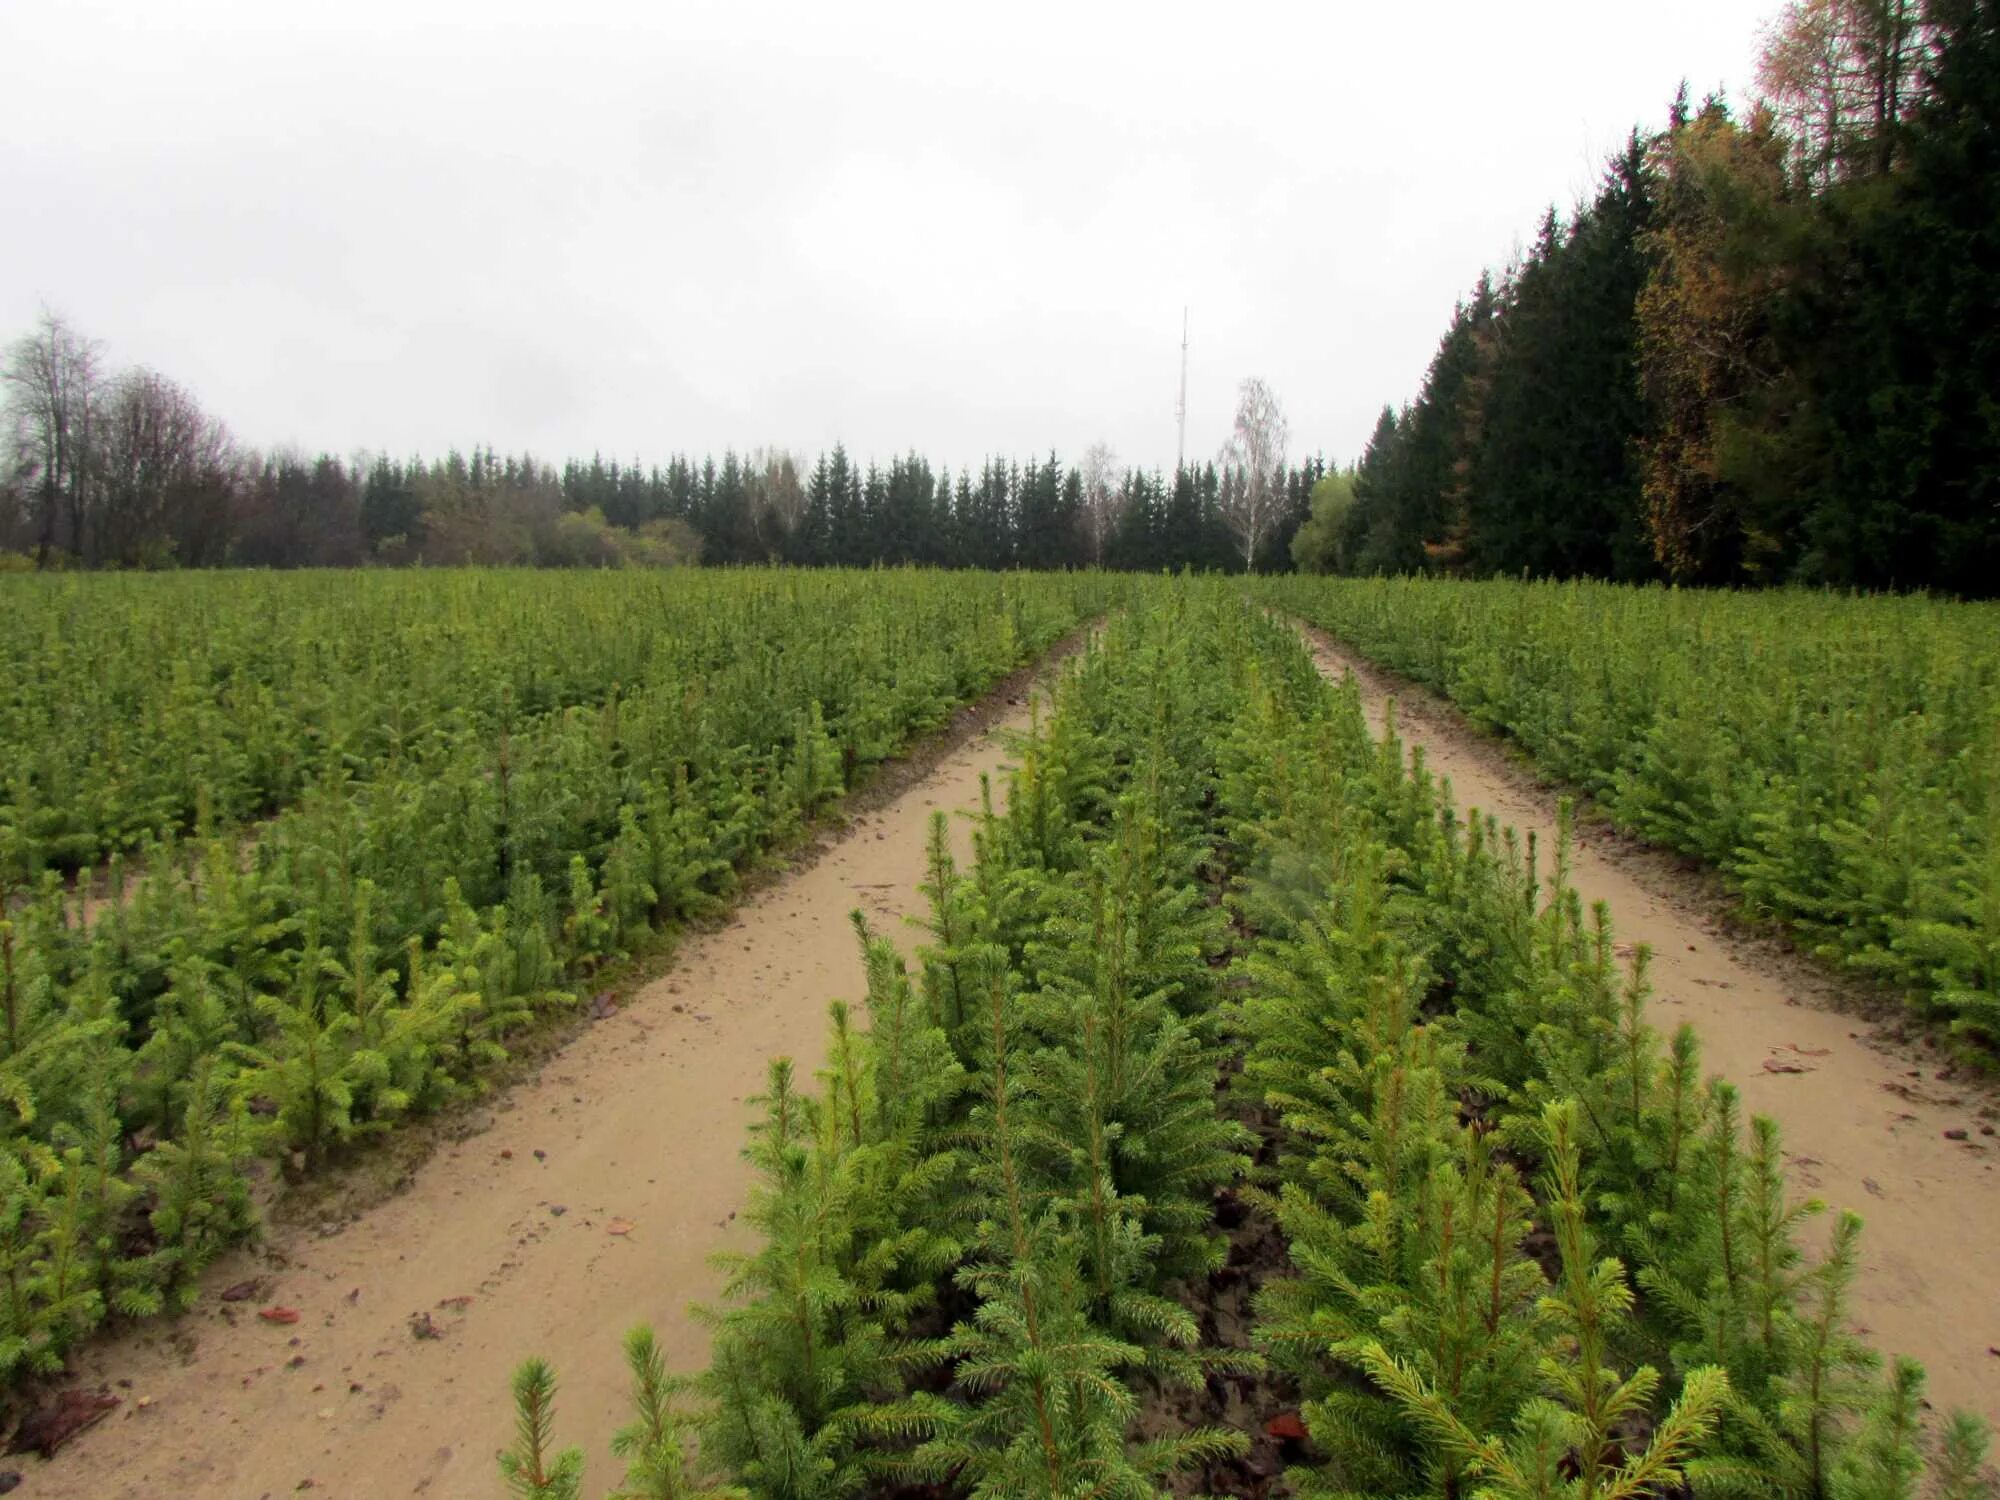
(0, 922, 121, 1149)
(1832, 1358, 1926, 1500)
(1628, 1080, 1777, 1387)
(1262, 1129, 1549, 1500)
(696, 1327, 860, 1500)
(995, 686, 1097, 875)
(1930, 1412, 1997, 1500)
(815, 1000, 868, 1158)
(847, 913, 967, 1282)
(500, 1356, 585, 1500)
(696, 1050, 924, 1500)
(1534, 1101, 1727, 1493)
(434, 879, 536, 1079)
(785, 702, 845, 822)
(127, 1053, 253, 1312)
(1687, 1212, 1883, 1500)
(1739, 1115, 1824, 1388)
(1652, 1023, 1704, 1216)
(502, 871, 568, 1006)
(639, 768, 733, 926)
(968, 775, 1045, 971)
(1236, 841, 1420, 1185)
(224, 913, 361, 1165)
(1507, 901, 1631, 1158)
(560, 856, 613, 977)
(807, 993, 961, 1319)
(28, 1146, 112, 1358)
(394, 936, 478, 1114)
(924, 1242, 1161, 1500)
(610, 1326, 747, 1500)
(914, 811, 981, 1048)
(601, 804, 661, 953)
(339, 880, 399, 1054)
(129, 953, 243, 1136)
(53, 1061, 139, 1315)
(0, 1149, 65, 1380)
(913, 971, 1246, 1498)
(1357, 1101, 1730, 1500)
(1019, 1005, 1219, 1392)
(1024, 821, 1250, 1286)
(850, 910, 963, 1146)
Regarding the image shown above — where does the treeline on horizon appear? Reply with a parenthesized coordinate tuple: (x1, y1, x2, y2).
(0, 310, 1326, 572)
(1308, 0, 1999, 596)
(0, 438, 1332, 575)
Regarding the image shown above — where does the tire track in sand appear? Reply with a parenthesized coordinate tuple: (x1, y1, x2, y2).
(1296, 621, 2000, 1428)
(29, 674, 1053, 1499)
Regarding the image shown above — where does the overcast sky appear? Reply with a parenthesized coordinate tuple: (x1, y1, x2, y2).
(1, 2, 1766, 474)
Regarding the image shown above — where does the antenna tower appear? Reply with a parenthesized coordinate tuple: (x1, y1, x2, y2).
(1174, 306, 1188, 473)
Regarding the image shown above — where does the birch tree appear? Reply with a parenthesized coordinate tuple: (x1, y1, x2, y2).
(1079, 441, 1118, 565)
(1218, 377, 1287, 572)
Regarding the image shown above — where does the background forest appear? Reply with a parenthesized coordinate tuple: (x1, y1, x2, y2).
(4, 0, 1995, 593)
(1304, 0, 1998, 593)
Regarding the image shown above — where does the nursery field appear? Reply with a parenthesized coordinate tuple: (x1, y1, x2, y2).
(0, 571, 1995, 1500)
(0, 567, 1112, 1398)
(502, 587, 1992, 1500)
(1254, 576, 2000, 1051)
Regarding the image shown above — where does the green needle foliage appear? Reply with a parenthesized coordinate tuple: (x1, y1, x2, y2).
(1217, 592, 1993, 1500)
(0, 570, 1107, 1403)
(501, 1357, 586, 1500)
(612, 1326, 749, 1500)
(500, 585, 1993, 1500)
(1256, 576, 2000, 1052)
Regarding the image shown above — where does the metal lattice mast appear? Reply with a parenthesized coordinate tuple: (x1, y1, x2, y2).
(1175, 306, 1188, 474)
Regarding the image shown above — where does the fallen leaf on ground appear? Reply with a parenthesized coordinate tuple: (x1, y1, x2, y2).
(1762, 1058, 1811, 1074)
(258, 1306, 302, 1325)
(220, 1278, 264, 1303)
(607, 1218, 634, 1235)
(1265, 1411, 1309, 1441)
(10, 1390, 120, 1457)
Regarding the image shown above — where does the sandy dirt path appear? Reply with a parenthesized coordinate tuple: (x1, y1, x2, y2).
(1296, 624, 2000, 1427)
(27, 686, 1045, 1499)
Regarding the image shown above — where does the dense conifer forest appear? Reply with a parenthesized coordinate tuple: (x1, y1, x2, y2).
(1312, 0, 1999, 593)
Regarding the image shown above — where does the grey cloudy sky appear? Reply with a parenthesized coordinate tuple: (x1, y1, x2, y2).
(2, 1, 1765, 474)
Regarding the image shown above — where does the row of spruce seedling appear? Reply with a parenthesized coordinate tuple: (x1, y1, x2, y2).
(499, 592, 1275, 1497)
(0, 573, 1106, 1410)
(1216, 602, 1992, 1499)
(502, 589, 1993, 1500)
(1252, 575, 2000, 1055)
